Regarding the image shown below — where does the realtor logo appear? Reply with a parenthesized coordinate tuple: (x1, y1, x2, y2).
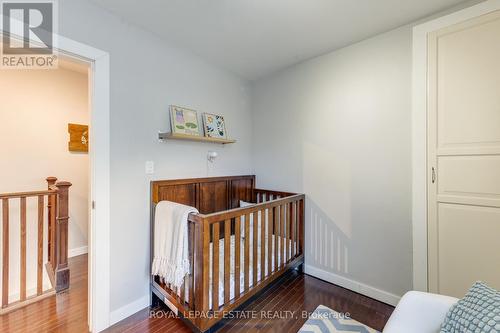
(1, 0, 58, 68)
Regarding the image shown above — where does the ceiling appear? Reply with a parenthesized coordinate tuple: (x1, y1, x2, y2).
(91, 0, 470, 80)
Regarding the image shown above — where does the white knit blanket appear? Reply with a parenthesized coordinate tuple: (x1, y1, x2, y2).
(151, 201, 198, 288)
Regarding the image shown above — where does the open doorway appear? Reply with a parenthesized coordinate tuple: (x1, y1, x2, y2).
(0, 56, 91, 328)
(1, 25, 110, 332)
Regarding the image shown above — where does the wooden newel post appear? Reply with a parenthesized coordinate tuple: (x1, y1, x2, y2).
(46, 177, 57, 188)
(54, 181, 72, 292)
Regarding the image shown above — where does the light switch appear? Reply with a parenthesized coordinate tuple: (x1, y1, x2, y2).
(145, 161, 154, 174)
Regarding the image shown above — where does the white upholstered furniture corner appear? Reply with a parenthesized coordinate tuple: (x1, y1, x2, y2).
(383, 291, 459, 333)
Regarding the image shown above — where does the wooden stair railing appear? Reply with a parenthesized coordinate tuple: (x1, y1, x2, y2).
(0, 177, 71, 314)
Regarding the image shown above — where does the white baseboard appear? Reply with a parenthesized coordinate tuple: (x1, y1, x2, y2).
(69, 245, 88, 258)
(305, 264, 401, 306)
(109, 294, 150, 326)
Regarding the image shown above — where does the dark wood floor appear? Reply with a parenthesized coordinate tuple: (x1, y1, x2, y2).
(1, 255, 394, 333)
(106, 269, 394, 333)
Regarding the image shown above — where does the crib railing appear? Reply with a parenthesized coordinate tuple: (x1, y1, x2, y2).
(182, 190, 305, 331)
(254, 188, 298, 203)
(0, 177, 71, 314)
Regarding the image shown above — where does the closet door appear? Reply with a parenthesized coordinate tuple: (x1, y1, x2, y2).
(427, 10, 500, 298)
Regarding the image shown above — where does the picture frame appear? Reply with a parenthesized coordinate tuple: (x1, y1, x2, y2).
(68, 123, 89, 152)
(169, 105, 200, 136)
(203, 113, 227, 139)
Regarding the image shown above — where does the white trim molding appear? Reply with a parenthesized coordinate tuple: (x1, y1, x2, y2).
(109, 295, 150, 326)
(305, 265, 401, 306)
(86, 43, 111, 333)
(412, 0, 500, 293)
(55, 35, 111, 333)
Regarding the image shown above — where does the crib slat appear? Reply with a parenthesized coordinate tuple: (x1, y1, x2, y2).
(20, 197, 26, 301)
(175, 285, 180, 305)
(283, 204, 291, 265)
(212, 222, 219, 311)
(291, 203, 294, 257)
(195, 221, 210, 314)
(286, 202, 293, 261)
(274, 205, 279, 272)
(260, 209, 266, 281)
(2, 199, 9, 308)
(37, 195, 44, 295)
(267, 207, 273, 277)
(295, 201, 298, 255)
(252, 211, 258, 285)
(224, 219, 231, 304)
(287, 202, 291, 261)
(180, 280, 185, 305)
(244, 213, 250, 291)
(291, 201, 296, 258)
(299, 199, 304, 255)
(280, 204, 285, 269)
(188, 222, 194, 308)
(176, 287, 181, 305)
(234, 216, 241, 298)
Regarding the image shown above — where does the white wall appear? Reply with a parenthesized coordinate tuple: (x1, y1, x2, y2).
(0, 68, 89, 298)
(54, 0, 481, 324)
(251, 26, 413, 303)
(57, 0, 253, 320)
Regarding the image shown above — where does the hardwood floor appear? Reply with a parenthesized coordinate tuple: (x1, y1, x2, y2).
(1, 254, 88, 333)
(1, 255, 394, 333)
(107, 269, 394, 333)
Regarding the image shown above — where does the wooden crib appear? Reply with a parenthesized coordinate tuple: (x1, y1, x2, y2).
(150, 175, 305, 332)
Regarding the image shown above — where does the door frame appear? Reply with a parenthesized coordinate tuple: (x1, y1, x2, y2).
(56, 36, 111, 333)
(0, 30, 111, 332)
(412, 0, 500, 292)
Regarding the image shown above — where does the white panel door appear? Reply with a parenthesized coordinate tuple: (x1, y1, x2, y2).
(427, 10, 500, 298)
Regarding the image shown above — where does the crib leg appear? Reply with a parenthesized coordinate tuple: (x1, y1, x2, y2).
(151, 290, 162, 308)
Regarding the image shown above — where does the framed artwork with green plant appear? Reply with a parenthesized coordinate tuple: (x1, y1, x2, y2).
(203, 113, 227, 139)
(169, 105, 200, 136)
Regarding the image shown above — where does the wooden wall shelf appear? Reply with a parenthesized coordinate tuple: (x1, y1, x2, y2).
(158, 132, 236, 144)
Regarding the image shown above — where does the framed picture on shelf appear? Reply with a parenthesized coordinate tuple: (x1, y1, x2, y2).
(169, 105, 200, 136)
(203, 113, 227, 139)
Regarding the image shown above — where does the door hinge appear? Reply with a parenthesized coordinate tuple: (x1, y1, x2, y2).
(92, 201, 96, 209)
(431, 167, 436, 184)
